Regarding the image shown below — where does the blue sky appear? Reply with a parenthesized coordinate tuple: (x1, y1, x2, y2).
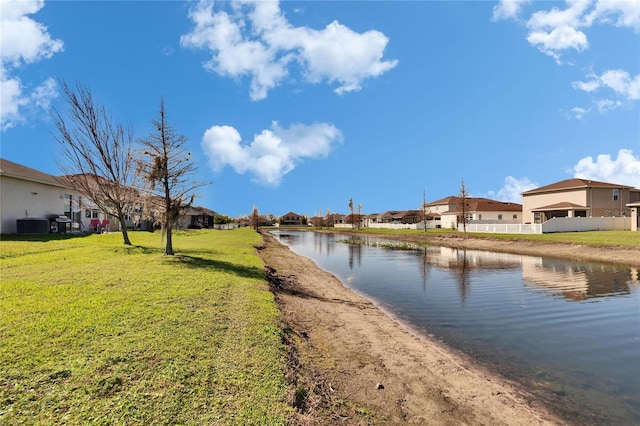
(1, 0, 639, 218)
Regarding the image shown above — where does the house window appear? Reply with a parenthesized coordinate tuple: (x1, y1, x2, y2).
(92, 211, 99, 219)
(613, 189, 619, 201)
(498, 214, 503, 220)
(513, 214, 518, 220)
(478, 214, 482, 220)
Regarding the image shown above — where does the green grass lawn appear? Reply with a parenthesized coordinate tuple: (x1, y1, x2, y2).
(0, 228, 292, 425)
(346, 228, 639, 248)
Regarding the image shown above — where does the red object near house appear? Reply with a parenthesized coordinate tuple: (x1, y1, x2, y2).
(101, 220, 110, 232)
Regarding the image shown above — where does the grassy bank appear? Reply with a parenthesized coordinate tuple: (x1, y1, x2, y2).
(0, 228, 291, 425)
(341, 228, 639, 248)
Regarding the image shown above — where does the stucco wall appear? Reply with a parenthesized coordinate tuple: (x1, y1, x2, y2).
(0, 176, 70, 234)
(589, 187, 633, 217)
(522, 189, 587, 223)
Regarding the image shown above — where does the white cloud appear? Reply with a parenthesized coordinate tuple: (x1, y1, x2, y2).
(492, 0, 530, 22)
(0, 0, 62, 131)
(573, 149, 640, 187)
(487, 176, 539, 202)
(523, 0, 591, 63)
(571, 69, 640, 113)
(496, 0, 639, 64)
(585, 0, 640, 31)
(201, 121, 343, 186)
(596, 98, 623, 112)
(526, 25, 588, 62)
(569, 106, 589, 120)
(181, 0, 397, 100)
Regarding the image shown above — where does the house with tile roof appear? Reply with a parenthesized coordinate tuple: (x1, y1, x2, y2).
(521, 178, 640, 224)
(425, 196, 523, 229)
(280, 211, 303, 226)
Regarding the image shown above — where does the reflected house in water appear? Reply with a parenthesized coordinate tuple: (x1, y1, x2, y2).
(425, 246, 522, 270)
(415, 246, 638, 303)
(521, 256, 636, 301)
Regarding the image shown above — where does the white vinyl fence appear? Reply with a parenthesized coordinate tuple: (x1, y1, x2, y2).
(541, 217, 630, 233)
(461, 223, 543, 234)
(460, 217, 631, 234)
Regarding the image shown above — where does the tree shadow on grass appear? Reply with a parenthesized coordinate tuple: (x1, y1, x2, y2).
(173, 255, 265, 280)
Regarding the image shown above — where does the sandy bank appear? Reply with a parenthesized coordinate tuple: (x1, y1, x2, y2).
(259, 232, 566, 425)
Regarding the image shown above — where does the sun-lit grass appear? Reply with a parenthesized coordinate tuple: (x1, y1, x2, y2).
(0, 228, 291, 425)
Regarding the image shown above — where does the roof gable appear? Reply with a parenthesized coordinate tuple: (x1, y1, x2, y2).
(0, 158, 66, 188)
(522, 178, 635, 195)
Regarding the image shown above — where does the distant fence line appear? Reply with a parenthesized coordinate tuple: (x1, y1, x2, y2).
(213, 223, 239, 230)
(461, 217, 631, 234)
(461, 223, 542, 234)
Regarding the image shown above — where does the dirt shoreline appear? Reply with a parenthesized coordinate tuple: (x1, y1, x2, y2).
(258, 232, 581, 425)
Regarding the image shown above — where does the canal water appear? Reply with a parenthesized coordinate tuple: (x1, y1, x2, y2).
(271, 231, 640, 425)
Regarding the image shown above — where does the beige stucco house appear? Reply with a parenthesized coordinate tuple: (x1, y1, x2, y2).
(521, 178, 640, 224)
(425, 196, 523, 229)
(0, 158, 112, 234)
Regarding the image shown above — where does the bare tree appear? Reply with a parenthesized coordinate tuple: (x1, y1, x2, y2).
(52, 80, 136, 245)
(458, 179, 469, 233)
(137, 99, 204, 255)
(357, 203, 362, 229)
(421, 189, 428, 232)
(349, 198, 354, 229)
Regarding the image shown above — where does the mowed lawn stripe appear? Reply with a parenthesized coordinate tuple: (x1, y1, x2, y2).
(0, 228, 291, 425)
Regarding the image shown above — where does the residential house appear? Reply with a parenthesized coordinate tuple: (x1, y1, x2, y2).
(180, 205, 218, 229)
(0, 158, 112, 234)
(521, 178, 640, 224)
(425, 196, 523, 229)
(280, 211, 303, 226)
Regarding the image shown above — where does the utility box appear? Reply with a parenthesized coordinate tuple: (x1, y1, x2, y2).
(16, 218, 49, 234)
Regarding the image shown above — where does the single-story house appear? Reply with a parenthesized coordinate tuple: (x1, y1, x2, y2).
(425, 196, 522, 229)
(0, 158, 114, 234)
(180, 205, 218, 229)
(521, 178, 640, 224)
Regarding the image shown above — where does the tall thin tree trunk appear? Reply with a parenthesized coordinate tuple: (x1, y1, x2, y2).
(117, 211, 132, 245)
(165, 223, 174, 255)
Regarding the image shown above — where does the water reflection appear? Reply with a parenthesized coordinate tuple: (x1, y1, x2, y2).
(522, 258, 634, 301)
(387, 243, 637, 303)
(270, 231, 640, 424)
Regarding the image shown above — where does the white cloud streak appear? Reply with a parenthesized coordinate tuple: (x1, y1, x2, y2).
(571, 69, 640, 114)
(181, 0, 397, 100)
(492, 0, 530, 22)
(487, 176, 539, 203)
(573, 149, 640, 187)
(495, 0, 640, 63)
(201, 121, 343, 186)
(494, 1, 640, 116)
(0, 0, 63, 131)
